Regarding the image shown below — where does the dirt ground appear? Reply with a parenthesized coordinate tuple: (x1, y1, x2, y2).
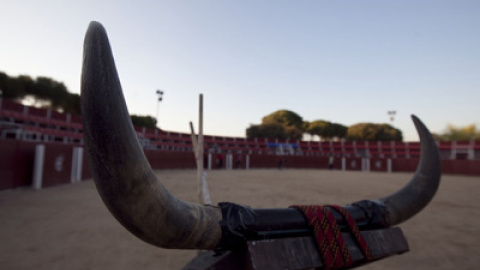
(1, 169, 479, 270)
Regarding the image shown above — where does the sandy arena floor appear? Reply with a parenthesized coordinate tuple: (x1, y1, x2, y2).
(1, 169, 479, 270)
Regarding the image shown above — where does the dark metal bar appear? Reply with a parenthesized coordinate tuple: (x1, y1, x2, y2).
(217, 200, 388, 250)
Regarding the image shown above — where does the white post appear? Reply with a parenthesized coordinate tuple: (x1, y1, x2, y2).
(362, 158, 371, 172)
(467, 139, 475, 159)
(189, 122, 199, 156)
(208, 153, 212, 170)
(71, 147, 78, 183)
(198, 95, 209, 204)
(71, 147, 84, 183)
(228, 154, 233, 170)
(189, 94, 211, 205)
(246, 155, 250, 169)
(32, 144, 45, 189)
(341, 157, 346, 171)
(387, 158, 392, 173)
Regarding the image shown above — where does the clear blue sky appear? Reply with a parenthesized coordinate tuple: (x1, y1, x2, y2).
(1, 1, 479, 141)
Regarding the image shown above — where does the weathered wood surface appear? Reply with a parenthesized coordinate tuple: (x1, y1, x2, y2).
(182, 227, 409, 270)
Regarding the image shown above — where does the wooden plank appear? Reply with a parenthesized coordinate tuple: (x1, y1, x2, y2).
(247, 227, 409, 270)
(182, 249, 249, 270)
(182, 227, 409, 270)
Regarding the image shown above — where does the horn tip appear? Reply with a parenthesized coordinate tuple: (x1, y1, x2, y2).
(410, 114, 429, 138)
(88, 21, 104, 30)
(410, 114, 421, 126)
(85, 21, 108, 42)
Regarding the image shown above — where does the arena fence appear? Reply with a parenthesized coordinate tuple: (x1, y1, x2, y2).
(1, 140, 478, 191)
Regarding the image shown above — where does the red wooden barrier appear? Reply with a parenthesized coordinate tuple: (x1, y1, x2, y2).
(145, 150, 196, 169)
(370, 158, 388, 172)
(249, 154, 278, 169)
(442, 160, 480, 175)
(344, 158, 362, 171)
(0, 140, 36, 190)
(280, 156, 329, 169)
(39, 143, 74, 188)
(392, 158, 419, 173)
(248, 155, 336, 169)
(2, 140, 480, 191)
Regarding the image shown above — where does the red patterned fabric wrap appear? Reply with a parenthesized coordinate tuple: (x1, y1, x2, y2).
(291, 205, 373, 270)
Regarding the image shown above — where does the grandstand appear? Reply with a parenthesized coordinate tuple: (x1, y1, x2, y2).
(1, 98, 479, 159)
(1, 98, 479, 191)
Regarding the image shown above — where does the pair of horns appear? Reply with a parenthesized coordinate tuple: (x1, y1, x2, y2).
(81, 21, 440, 250)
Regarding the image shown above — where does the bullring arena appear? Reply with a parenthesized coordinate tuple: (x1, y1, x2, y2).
(1, 98, 480, 270)
(1, 169, 479, 270)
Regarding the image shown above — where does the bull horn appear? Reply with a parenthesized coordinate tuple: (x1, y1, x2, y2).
(81, 21, 222, 249)
(379, 115, 441, 226)
(81, 21, 441, 250)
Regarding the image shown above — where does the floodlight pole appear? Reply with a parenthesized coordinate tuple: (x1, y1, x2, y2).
(156, 90, 164, 128)
(388, 110, 396, 125)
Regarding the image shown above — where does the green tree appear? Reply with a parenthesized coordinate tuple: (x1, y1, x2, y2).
(331, 122, 348, 139)
(246, 123, 287, 140)
(33, 77, 70, 109)
(130, 115, 157, 129)
(302, 121, 313, 140)
(262, 110, 304, 130)
(308, 120, 347, 140)
(0, 72, 33, 99)
(435, 124, 480, 141)
(0, 71, 81, 114)
(284, 126, 303, 140)
(64, 94, 81, 115)
(347, 123, 402, 141)
(308, 120, 331, 140)
(246, 109, 305, 140)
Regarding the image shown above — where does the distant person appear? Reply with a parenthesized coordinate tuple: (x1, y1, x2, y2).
(329, 155, 334, 170)
(217, 153, 224, 169)
(278, 156, 284, 170)
(236, 155, 242, 169)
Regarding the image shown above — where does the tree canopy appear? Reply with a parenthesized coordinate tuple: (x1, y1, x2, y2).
(246, 110, 304, 140)
(246, 122, 287, 139)
(434, 124, 480, 141)
(0, 71, 81, 114)
(262, 110, 304, 130)
(304, 120, 348, 140)
(346, 123, 402, 141)
(247, 109, 403, 141)
(1, 71, 159, 129)
(130, 115, 157, 129)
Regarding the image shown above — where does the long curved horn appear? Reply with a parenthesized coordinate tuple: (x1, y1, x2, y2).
(81, 21, 222, 249)
(81, 21, 441, 251)
(379, 115, 441, 226)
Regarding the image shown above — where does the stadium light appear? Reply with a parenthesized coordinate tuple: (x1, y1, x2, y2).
(156, 90, 164, 128)
(388, 110, 396, 125)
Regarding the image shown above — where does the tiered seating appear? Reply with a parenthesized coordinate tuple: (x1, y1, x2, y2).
(408, 142, 421, 157)
(380, 141, 394, 158)
(0, 99, 83, 144)
(1, 98, 479, 160)
(392, 141, 409, 158)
